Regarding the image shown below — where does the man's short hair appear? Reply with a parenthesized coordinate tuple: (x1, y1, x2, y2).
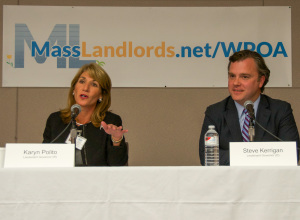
(228, 50, 270, 93)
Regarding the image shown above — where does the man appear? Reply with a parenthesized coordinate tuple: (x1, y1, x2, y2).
(199, 50, 299, 165)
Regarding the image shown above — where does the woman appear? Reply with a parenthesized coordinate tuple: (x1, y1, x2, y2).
(43, 63, 128, 166)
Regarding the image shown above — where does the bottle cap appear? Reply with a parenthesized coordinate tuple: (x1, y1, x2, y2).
(208, 125, 215, 129)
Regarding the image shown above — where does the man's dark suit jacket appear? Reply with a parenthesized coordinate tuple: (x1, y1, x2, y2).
(199, 94, 299, 166)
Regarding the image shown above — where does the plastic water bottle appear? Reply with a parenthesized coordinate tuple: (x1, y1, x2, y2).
(205, 125, 219, 166)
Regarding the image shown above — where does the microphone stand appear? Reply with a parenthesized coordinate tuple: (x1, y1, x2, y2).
(70, 115, 83, 166)
(249, 117, 255, 142)
(70, 117, 77, 144)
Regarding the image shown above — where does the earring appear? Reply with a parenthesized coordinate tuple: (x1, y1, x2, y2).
(72, 91, 74, 95)
(98, 98, 102, 103)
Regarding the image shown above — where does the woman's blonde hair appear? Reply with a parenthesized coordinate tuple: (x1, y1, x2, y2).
(60, 63, 112, 127)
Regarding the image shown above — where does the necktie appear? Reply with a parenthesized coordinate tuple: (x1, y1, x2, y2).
(242, 109, 250, 142)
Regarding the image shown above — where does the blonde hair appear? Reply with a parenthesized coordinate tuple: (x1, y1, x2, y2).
(60, 63, 112, 127)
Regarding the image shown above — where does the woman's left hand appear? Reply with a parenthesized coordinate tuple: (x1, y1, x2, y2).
(101, 121, 128, 146)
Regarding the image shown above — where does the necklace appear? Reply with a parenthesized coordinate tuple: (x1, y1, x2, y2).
(76, 121, 91, 126)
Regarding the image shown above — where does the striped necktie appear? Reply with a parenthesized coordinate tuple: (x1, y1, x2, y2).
(242, 109, 250, 142)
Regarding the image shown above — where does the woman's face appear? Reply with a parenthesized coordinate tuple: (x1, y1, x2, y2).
(73, 71, 102, 110)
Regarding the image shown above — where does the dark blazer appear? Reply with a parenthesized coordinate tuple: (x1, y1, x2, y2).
(199, 95, 299, 165)
(43, 111, 128, 166)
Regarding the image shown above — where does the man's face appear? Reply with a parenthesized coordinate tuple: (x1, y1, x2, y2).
(228, 58, 265, 106)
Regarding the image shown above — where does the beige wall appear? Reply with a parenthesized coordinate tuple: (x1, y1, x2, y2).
(1, 0, 299, 166)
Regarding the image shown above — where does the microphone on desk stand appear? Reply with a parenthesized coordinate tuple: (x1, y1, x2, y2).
(70, 104, 84, 166)
(50, 104, 82, 143)
(243, 100, 283, 142)
(70, 104, 81, 144)
(244, 100, 255, 142)
(49, 104, 84, 166)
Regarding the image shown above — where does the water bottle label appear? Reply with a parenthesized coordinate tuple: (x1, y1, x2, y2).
(205, 136, 219, 145)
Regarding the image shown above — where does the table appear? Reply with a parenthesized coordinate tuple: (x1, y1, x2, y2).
(0, 166, 299, 220)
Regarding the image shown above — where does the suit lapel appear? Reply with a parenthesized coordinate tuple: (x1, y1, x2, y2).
(224, 97, 243, 142)
(255, 95, 271, 140)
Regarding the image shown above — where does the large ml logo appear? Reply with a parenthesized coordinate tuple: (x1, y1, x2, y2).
(15, 24, 95, 68)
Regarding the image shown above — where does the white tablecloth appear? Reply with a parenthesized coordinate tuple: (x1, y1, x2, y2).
(0, 166, 299, 220)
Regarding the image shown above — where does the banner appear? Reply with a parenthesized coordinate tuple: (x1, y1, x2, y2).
(3, 6, 291, 87)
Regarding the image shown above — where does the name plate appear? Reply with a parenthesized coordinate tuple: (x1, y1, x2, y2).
(230, 141, 297, 166)
(4, 143, 75, 168)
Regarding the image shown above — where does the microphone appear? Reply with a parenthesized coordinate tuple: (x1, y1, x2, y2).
(70, 104, 83, 165)
(71, 104, 81, 119)
(244, 100, 255, 120)
(243, 100, 283, 142)
(49, 104, 82, 144)
(244, 100, 255, 141)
